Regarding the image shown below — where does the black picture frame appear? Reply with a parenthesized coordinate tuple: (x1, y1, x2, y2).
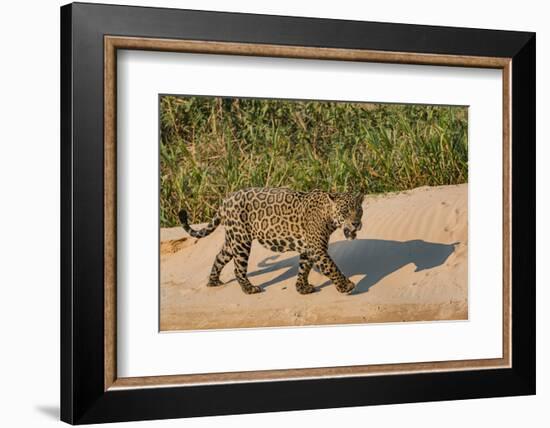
(61, 2, 535, 424)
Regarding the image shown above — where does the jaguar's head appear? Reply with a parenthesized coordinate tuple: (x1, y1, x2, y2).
(328, 192, 364, 240)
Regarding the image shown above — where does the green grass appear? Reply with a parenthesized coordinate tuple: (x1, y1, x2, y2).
(160, 96, 468, 226)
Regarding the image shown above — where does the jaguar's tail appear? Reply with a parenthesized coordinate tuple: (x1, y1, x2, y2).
(178, 210, 221, 239)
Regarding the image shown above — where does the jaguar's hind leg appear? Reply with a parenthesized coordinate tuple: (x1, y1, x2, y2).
(231, 238, 262, 294)
(207, 243, 233, 287)
(295, 253, 315, 294)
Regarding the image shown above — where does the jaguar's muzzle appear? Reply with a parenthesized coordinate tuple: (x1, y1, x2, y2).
(343, 221, 361, 240)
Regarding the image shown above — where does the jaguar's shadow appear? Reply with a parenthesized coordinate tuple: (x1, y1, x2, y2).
(248, 239, 458, 294)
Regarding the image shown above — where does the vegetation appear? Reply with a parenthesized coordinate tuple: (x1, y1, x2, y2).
(160, 96, 468, 226)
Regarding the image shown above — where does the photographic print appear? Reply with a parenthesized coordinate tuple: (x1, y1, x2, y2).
(159, 95, 468, 331)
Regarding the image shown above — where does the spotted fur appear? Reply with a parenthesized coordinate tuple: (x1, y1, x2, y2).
(179, 188, 364, 295)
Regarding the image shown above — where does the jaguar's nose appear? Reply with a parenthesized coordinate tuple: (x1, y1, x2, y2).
(352, 221, 362, 230)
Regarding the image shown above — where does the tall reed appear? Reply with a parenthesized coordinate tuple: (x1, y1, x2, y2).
(160, 96, 467, 226)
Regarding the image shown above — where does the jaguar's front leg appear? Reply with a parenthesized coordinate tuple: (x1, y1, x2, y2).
(295, 253, 315, 294)
(312, 251, 355, 294)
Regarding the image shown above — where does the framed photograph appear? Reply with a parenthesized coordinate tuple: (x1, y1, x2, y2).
(60, 2, 535, 424)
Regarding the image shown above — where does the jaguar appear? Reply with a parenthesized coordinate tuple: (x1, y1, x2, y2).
(178, 187, 364, 295)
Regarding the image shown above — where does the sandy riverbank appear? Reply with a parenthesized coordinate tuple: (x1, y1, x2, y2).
(160, 184, 468, 331)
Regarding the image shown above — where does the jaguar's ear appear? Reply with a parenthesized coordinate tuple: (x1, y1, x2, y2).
(327, 192, 338, 206)
(355, 192, 365, 204)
